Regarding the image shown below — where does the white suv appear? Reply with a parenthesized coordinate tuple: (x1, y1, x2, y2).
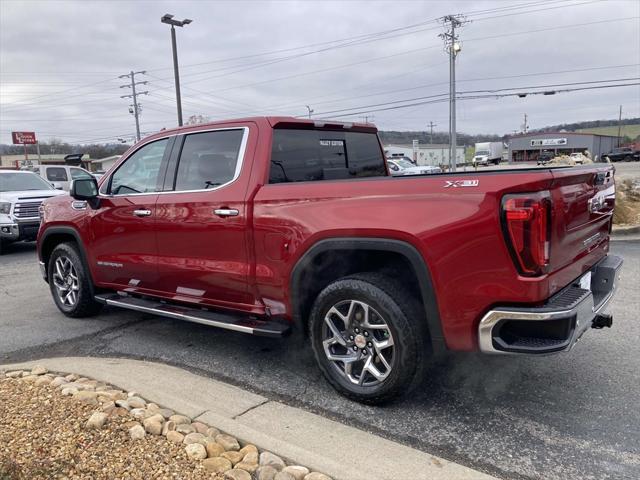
(0, 171, 66, 253)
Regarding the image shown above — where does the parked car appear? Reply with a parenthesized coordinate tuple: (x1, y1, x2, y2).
(387, 158, 441, 175)
(569, 152, 586, 164)
(537, 151, 555, 165)
(602, 147, 640, 162)
(0, 170, 66, 254)
(37, 117, 622, 404)
(31, 165, 94, 190)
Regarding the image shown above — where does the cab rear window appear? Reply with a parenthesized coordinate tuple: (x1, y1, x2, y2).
(269, 129, 386, 184)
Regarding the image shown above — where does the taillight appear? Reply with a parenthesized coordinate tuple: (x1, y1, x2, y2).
(502, 192, 551, 276)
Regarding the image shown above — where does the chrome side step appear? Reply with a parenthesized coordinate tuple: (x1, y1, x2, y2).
(94, 293, 290, 338)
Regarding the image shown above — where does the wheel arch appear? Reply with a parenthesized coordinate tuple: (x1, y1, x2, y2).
(290, 237, 445, 352)
(39, 226, 95, 290)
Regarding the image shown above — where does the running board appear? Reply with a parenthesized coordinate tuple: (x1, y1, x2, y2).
(94, 293, 290, 338)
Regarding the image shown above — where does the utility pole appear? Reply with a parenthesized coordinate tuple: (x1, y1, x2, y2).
(617, 105, 622, 146)
(306, 105, 314, 118)
(161, 14, 193, 127)
(440, 14, 469, 172)
(522, 113, 529, 134)
(120, 71, 148, 142)
(427, 121, 437, 144)
(361, 115, 375, 124)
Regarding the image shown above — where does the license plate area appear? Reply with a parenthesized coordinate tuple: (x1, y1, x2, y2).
(579, 271, 592, 291)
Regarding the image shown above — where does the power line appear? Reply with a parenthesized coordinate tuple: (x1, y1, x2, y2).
(312, 82, 640, 119)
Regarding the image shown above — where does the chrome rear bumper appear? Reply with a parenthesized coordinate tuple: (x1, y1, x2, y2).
(478, 254, 623, 354)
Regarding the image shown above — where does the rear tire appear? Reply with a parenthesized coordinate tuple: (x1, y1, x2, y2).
(48, 242, 103, 317)
(309, 273, 426, 404)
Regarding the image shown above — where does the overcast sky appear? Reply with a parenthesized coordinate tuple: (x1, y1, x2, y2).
(1, 0, 639, 145)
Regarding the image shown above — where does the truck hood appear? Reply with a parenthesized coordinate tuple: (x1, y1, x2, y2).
(0, 189, 66, 203)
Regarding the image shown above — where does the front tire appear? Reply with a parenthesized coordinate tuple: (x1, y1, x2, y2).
(48, 242, 103, 317)
(309, 273, 426, 404)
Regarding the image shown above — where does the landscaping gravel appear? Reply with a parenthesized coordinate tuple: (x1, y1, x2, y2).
(0, 366, 331, 480)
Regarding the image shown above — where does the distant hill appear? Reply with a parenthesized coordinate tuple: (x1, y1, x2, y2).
(531, 117, 640, 141)
(575, 124, 640, 139)
(379, 117, 640, 146)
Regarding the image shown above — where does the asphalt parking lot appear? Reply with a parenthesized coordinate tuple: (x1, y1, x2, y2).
(1, 238, 638, 480)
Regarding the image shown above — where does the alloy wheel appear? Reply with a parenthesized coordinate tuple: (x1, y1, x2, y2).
(52, 256, 79, 307)
(321, 300, 395, 386)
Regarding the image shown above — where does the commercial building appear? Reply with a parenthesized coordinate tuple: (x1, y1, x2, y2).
(507, 132, 620, 162)
(384, 143, 466, 166)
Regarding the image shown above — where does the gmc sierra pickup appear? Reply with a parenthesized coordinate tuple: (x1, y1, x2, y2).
(37, 117, 622, 404)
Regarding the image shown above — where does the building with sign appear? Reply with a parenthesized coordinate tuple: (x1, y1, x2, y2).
(507, 132, 620, 162)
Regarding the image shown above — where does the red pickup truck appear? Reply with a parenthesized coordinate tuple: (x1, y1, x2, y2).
(37, 117, 622, 404)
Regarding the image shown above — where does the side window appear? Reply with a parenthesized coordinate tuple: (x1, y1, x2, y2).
(109, 138, 168, 195)
(174, 129, 244, 191)
(269, 129, 386, 184)
(70, 168, 92, 180)
(46, 167, 68, 182)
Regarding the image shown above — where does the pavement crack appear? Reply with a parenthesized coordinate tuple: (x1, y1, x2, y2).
(232, 399, 270, 419)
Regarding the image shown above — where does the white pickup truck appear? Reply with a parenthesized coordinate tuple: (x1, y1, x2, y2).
(0, 170, 66, 254)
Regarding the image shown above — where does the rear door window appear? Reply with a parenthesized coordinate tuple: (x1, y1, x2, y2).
(173, 129, 245, 191)
(269, 129, 386, 184)
(46, 167, 68, 182)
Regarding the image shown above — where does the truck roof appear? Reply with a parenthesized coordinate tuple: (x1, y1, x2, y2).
(141, 116, 378, 143)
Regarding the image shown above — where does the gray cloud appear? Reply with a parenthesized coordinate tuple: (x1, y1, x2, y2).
(1, 0, 639, 145)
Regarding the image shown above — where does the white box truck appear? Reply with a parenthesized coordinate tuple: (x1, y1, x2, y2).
(473, 142, 503, 166)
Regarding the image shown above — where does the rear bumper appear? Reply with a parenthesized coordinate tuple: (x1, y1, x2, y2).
(478, 254, 623, 354)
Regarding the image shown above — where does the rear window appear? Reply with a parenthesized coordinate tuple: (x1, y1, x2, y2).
(269, 129, 386, 184)
(46, 167, 68, 181)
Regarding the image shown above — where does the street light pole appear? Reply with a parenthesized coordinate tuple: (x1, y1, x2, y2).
(161, 14, 192, 127)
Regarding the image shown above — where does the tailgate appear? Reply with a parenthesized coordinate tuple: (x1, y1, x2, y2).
(548, 164, 615, 273)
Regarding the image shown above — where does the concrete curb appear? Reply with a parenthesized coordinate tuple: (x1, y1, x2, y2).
(1, 357, 498, 480)
(611, 225, 640, 236)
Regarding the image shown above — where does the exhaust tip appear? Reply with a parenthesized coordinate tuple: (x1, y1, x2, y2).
(592, 313, 613, 329)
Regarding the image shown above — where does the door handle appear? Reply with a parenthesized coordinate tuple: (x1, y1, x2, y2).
(214, 208, 239, 217)
(133, 209, 152, 217)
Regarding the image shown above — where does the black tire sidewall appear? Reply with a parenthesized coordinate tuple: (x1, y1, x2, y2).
(48, 243, 96, 316)
(309, 276, 421, 403)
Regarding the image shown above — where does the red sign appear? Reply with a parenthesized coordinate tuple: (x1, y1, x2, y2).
(11, 131, 37, 144)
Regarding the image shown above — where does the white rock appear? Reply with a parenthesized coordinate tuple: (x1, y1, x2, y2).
(115, 399, 131, 410)
(169, 414, 191, 425)
(183, 432, 207, 445)
(5, 371, 23, 378)
(129, 424, 146, 440)
(86, 412, 108, 429)
(130, 408, 147, 419)
(31, 365, 48, 375)
(61, 387, 78, 396)
(259, 452, 285, 471)
(185, 443, 207, 460)
(127, 396, 146, 409)
(303, 473, 332, 480)
(282, 466, 310, 480)
(274, 472, 295, 480)
(256, 466, 279, 480)
(50, 376, 67, 387)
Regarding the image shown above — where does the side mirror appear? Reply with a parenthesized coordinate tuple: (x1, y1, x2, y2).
(70, 178, 100, 208)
